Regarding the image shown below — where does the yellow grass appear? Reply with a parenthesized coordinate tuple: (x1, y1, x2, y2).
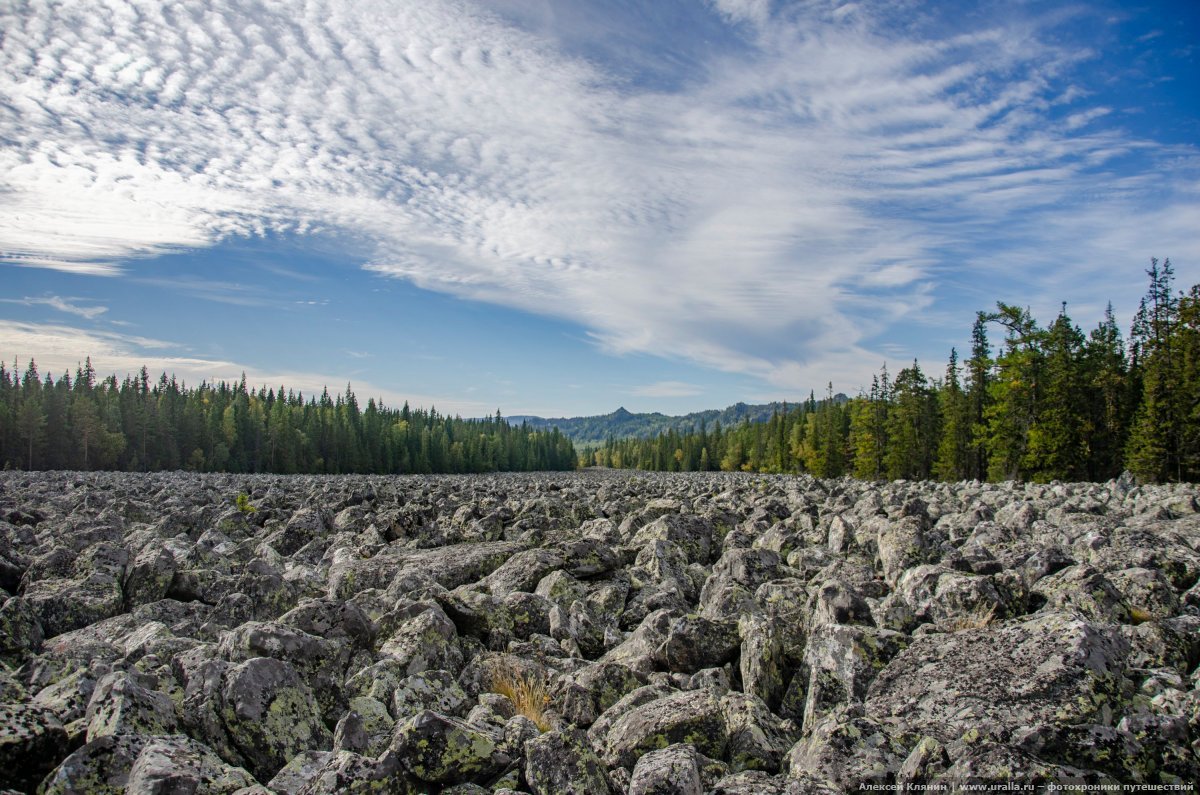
(487, 663, 552, 732)
(941, 602, 997, 632)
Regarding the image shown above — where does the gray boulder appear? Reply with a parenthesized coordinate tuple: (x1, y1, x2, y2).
(598, 688, 729, 769)
(0, 702, 68, 792)
(865, 612, 1129, 743)
(389, 709, 509, 785)
(41, 733, 256, 795)
(786, 708, 906, 788)
(524, 728, 614, 795)
(220, 657, 331, 782)
(628, 742, 728, 795)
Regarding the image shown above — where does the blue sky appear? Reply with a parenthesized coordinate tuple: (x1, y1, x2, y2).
(1, 0, 1196, 417)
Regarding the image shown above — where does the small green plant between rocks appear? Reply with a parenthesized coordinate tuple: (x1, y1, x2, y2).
(234, 492, 256, 514)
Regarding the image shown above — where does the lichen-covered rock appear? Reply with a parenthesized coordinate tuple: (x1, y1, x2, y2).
(719, 691, 796, 773)
(390, 669, 470, 721)
(217, 620, 350, 724)
(524, 728, 614, 795)
(801, 623, 907, 729)
(278, 597, 375, 650)
(41, 733, 256, 795)
(0, 596, 43, 667)
(333, 696, 394, 757)
(378, 603, 464, 676)
(125, 734, 259, 793)
(504, 591, 553, 640)
(123, 543, 177, 608)
(1, 469, 1199, 792)
(875, 516, 936, 586)
(24, 572, 125, 638)
(1014, 722, 1157, 782)
(220, 657, 332, 782)
(267, 750, 331, 794)
(630, 514, 715, 566)
(627, 742, 728, 795)
(930, 740, 1116, 790)
(85, 671, 180, 740)
(598, 688, 728, 769)
(785, 708, 906, 789)
(807, 578, 874, 629)
(558, 662, 646, 728)
(657, 613, 740, 674)
(738, 613, 789, 711)
(289, 749, 419, 795)
(600, 608, 677, 675)
(1106, 566, 1182, 620)
(0, 702, 68, 792)
(896, 735, 950, 786)
(865, 612, 1130, 743)
(1029, 564, 1131, 623)
(389, 709, 509, 784)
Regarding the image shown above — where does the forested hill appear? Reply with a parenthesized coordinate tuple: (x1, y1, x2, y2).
(0, 369, 576, 475)
(593, 259, 1200, 484)
(510, 399, 847, 445)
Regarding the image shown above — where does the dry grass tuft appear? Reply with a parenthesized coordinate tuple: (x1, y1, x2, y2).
(941, 602, 998, 632)
(487, 663, 552, 732)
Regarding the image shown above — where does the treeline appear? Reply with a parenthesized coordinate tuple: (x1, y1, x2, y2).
(0, 366, 576, 474)
(592, 259, 1200, 483)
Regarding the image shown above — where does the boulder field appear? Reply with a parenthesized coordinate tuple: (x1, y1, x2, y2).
(0, 469, 1198, 793)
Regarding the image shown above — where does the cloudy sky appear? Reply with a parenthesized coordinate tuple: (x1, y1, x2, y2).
(1, 0, 1196, 417)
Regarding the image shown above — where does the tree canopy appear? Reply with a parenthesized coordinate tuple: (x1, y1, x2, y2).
(0, 365, 575, 474)
(591, 260, 1198, 483)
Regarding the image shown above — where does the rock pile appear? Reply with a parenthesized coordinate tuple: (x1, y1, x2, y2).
(0, 469, 1197, 793)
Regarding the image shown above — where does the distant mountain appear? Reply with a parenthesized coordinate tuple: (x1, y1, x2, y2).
(508, 400, 840, 445)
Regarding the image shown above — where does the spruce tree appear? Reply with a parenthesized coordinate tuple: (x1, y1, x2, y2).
(934, 349, 972, 481)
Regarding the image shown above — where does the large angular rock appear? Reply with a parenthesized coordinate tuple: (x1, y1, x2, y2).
(24, 572, 125, 638)
(85, 671, 180, 740)
(220, 657, 331, 782)
(217, 620, 350, 724)
(41, 733, 256, 795)
(598, 689, 729, 769)
(0, 595, 43, 666)
(801, 623, 907, 729)
(630, 515, 715, 565)
(865, 612, 1130, 743)
(719, 691, 796, 773)
(389, 709, 509, 785)
(628, 743, 728, 795)
(524, 728, 614, 795)
(378, 603, 464, 676)
(0, 702, 68, 792)
(657, 613, 740, 674)
(786, 708, 906, 788)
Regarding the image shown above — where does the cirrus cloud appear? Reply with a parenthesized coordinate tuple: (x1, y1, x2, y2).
(0, 0, 1194, 394)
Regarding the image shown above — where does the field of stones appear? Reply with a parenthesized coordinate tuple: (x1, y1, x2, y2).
(1, 469, 1198, 793)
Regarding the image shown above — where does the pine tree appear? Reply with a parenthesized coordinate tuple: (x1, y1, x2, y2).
(885, 361, 937, 479)
(965, 313, 992, 480)
(1127, 259, 1183, 481)
(1082, 304, 1130, 479)
(1024, 305, 1085, 481)
(934, 348, 972, 481)
(985, 304, 1043, 481)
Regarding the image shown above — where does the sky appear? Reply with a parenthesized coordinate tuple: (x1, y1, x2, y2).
(1, 0, 1197, 418)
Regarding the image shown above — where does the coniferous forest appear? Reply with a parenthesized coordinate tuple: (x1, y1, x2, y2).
(0, 368, 576, 475)
(591, 260, 1200, 483)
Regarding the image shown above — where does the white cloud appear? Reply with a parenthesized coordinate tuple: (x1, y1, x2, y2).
(0, 0, 1194, 395)
(0, 296, 108, 320)
(631, 381, 705, 399)
(0, 320, 493, 416)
